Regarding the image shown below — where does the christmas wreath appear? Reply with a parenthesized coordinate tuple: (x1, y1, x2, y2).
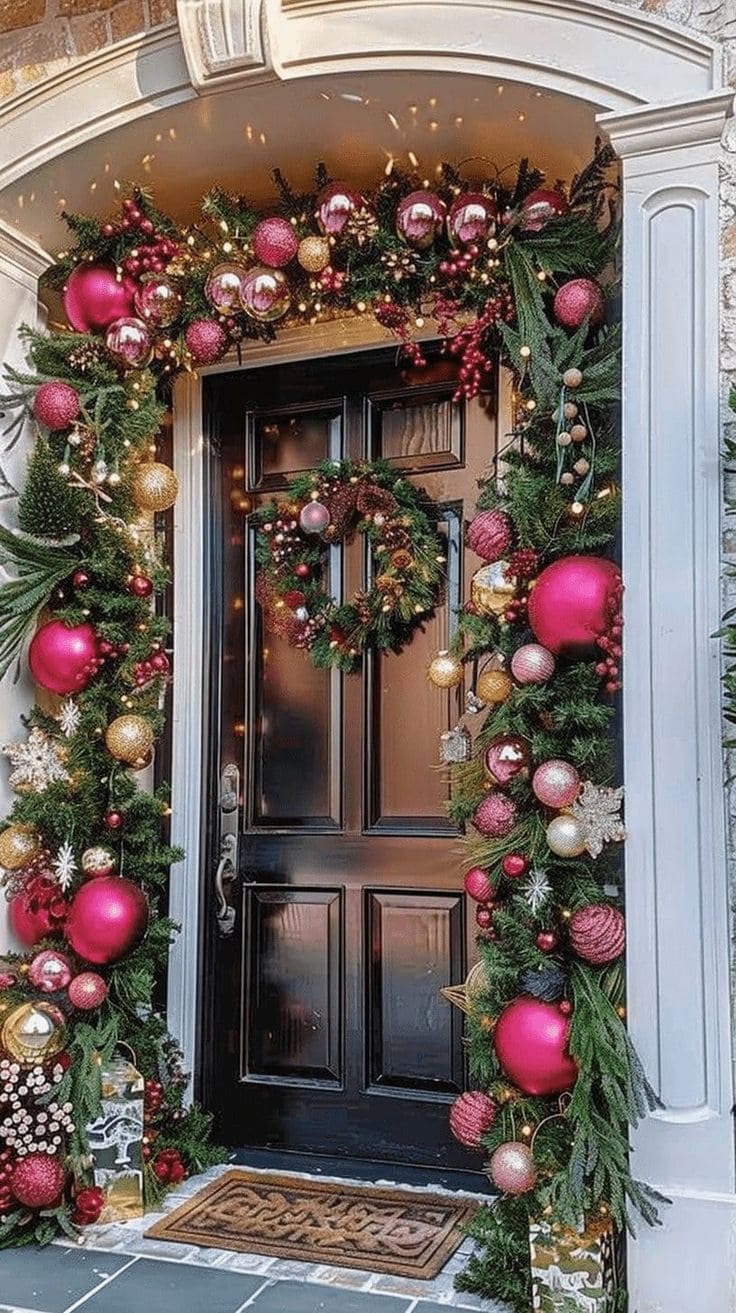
(254, 459, 445, 670)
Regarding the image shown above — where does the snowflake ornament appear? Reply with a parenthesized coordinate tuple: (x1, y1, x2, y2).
(521, 868, 553, 914)
(1, 728, 70, 793)
(52, 842, 77, 892)
(570, 781, 626, 859)
(57, 699, 81, 738)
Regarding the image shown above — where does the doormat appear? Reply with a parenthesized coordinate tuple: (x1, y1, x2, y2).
(146, 1169, 477, 1279)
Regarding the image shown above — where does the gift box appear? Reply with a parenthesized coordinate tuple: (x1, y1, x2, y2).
(529, 1216, 622, 1312)
(86, 1051, 145, 1221)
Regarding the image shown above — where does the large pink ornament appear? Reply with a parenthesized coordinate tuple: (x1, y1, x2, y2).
(9, 875, 67, 948)
(569, 903, 626, 964)
(493, 996, 578, 1096)
(473, 793, 517, 839)
(64, 876, 149, 965)
(105, 317, 152, 370)
(299, 500, 330, 534)
(396, 190, 446, 250)
(63, 263, 136, 334)
(29, 620, 100, 695)
(10, 1154, 66, 1209)
(519, 188, 569, 232)
(448, 193, 497, 247)
(532, 759, 581, 809)
(466, 509, 512, 563)
(450, 1091, 498, 1149)
(68, 971, 108, 1010)
(134, 274, 181, 328)
(528, 556, 622, 658)
(315, 183, 360, 236)
(185, 318, 228, 365)
(33, 381, 80, 431)
(464, 867, 494, 903)
(252, 217, 299, 268)
(204, 262, 247, 314)
(28, 949, 73, 993)
(239, 267, 291, 322)
(553, 278, 605, 330)
(510, 643, 555, 685)
(488, 1142, 538, 1195)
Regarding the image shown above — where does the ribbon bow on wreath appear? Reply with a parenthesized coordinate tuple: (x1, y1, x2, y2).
(254, 458, 446, 670)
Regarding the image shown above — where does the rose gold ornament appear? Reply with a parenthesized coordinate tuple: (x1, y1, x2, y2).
(510, 643, 555, 685)
(427, 650, 464, 689)
(105, 317, 152, 370)
(488, 1141, 538, 1194)
(315, 183, 360, 236)
(532, 760, 581, 809)
(447, 193, 497, 247)
(239, 267, 291, 322)
(396, 190, 446, 250)
(130, 461, 179, 512)
(546, 814, 587, 858)
(484, 734, 530, 787)
(134, 274, 181, 328)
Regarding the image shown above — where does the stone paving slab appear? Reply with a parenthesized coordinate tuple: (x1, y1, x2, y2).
(248, 1282, 412, 1313)
(0, 1246, 132, 1313)
(66, 1259, 264, 1313)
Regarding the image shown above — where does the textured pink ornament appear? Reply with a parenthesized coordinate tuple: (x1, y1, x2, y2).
(510, 643, 556, 685)
(493, 996, 578, 1096)
(466, 509, 512, 563)
(299, 500, 330, 533)
(488, 1141, 538, 1195)
(64, 876, 149, 965)
(449, 1091, 498, 1149)
(464, 867, 494, 903)
(134, 274, 181, 327)
(28, 949, 73, 993)
(519, 189, 569, 232)
(185, 318, 228, 365)
(239, 267, 291, 322)
(553, 278, 605, 329)
(10, 1154, 66, 1209)
(33, 381, 80, 430)
(528, 556, 622, 658)
(532, 759, 581, 809)
(447, 193, 497, 247)
(473, 793, 517, 839)
(68, 971, 108, 1010)
(315, 183, 360, 236)
(29, 620, 100, 695)
(63, 263, 137, 334)
(252, 217, 299, 268)
(569, 903, 626, 964)
(105, 317, 152, 370)
(396, 190, 446, 250)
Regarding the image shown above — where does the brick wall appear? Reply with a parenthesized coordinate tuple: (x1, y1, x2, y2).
(0, 0, 176, 99)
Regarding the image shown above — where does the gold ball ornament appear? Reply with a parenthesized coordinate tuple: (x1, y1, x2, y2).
(476, 668, 514, 705)
(470, 562, 516, 617)
(297, 235, 331, 273)
(546, 813, 587, 858)
(130, 461, 179, 513)
(427, 650, 464, 689)
(0, 1001, 66, 1064)
(0, 824, 39, 871)
(105, 714, 154, 766)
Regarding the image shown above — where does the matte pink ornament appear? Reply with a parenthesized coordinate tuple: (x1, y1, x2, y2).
(396, 190, 446, 250)
(299, 500, 330, 534)
(464, 867, 494, 903)
(29, 620, 100, 695)
(510, 643, 555, 685)
(28, 949, 73, 993)
(528, 556, 622, 658)
(569, 903, 626, 964)
(64, 876, 149, 965)
(252, 217, 299, 268)
(532, 759, 581, 809)
(315, 183, 361, 236)
(449, 1091, 498, 1149)
(493, 996, 578, 1096)
(185, 318, 228, 365)
(473, 793, 517, 839)
(553, 278, 605, 330)
(63, 263, 137, 334)
(466, 509, 512, 563)
(447, 193, 497, 247)
(519, 189, 569, 232)
(488, 1141, 538, 1195)
(33, 381, 80, 430)
(68, 971, 108, 1010)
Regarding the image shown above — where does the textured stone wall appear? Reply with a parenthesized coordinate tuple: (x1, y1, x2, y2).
(0, 0, 176, 99)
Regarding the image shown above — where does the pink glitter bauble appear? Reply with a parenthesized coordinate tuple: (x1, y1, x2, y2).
(63, 263, 136, 334)
(185, 318, 228, 365)
(488, 1141, 538, 1195)
(10, 1154, 66, 1209)
(252, 217, 299, 268)
(449, 1091, 498, 1149)
(29, 620, 100, 695)
(532, 759, 581, 809)
(510, 643, 556, 685)
(447, 193, 497, 247)
(68, 971, 108, 1010)
(528, 556, 622, 658)
(473, 793, 517, 839)
(569, 903, 626, 964)
(553, 278, 605, 330)
(28, 949, 73, 993)
(519, 188, 569, 232)
(466, 509, 512, 563)
(396, 190, 446, 250)
(33, 381, 80, 430)
(493, 996, 578, 1096)
(315, 183, 361, 236)
(464, 867, 494, 903)
(299, 500, 330, 533)
(64, 877, 149, 965)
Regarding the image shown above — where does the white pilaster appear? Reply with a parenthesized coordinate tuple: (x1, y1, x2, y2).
(600, 91, 736, 1313)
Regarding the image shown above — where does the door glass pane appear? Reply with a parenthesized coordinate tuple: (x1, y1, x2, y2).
(370, 390, 462, 470)
(251, 407, 340, 487)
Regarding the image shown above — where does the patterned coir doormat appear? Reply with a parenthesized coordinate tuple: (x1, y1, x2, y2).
(146, 1169, 477, 1278)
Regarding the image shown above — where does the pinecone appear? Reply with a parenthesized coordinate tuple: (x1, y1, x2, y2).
(356, 484, 397, 517)
(345, 205, 380, 247)
(67, 342, 109, 374)
(326, 482, 358, 537)
(390, 548, 414, 571)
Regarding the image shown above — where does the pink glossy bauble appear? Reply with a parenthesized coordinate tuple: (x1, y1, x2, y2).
(519, 188, 570, 232)
(449, 1091, 498, 1149)
(473, 792, 517, 839)
(447, 193, 497, 247)
(105, 317, 152, 370)
(528, 556, 622, 658)
(464, 867, 494, 903)
(185, 318, 228, 365)
(63, 263, 137, 334)
(10, 1154, 66, 1209)
(532, 759, 581, 809)
(569, 903, 626, 964)
(252, 217, 299, 268)
(33, 381, 80, 430)
(493, 996, 578, 1096)
(510, 643, 556, 685)
(466, 509, 512, 563)
(204, 262, 247, 313)
(396, 190, 446, 250)
(488, 1141, 538, 1195)
(299, 500, 330, 534)
(28, 949, 73, 993)
(553, 278, 605, 330)
(315, 183, 361, 236)
(68, 971, 108, 1010)
(9, 876, 67, 948)
(502, 853, 528, 879)
(64, 876, 149, 965)
(134, 274, 181, 328)
(240, 267, 291, 322)
(484, 734, 530, 788)
(28, 620, 100, 695)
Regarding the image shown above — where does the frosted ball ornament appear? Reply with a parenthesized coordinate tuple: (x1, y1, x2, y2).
(299, 499, 331, 534)
(33, 381, 80, 430)
(240, 267, 291, 322)
(510, 644, 555, 685)
(105, 317, 152, 370)
(204, 262, 247, 313)
(553, 278, 605, 330)
(427, 650, 464, 689)
(546, 814, 587, 858)
(315, 182, 360, 236)
(134, 274, 181, 328)
(447, 193, 497, 247)
(532, 760, 581, 809)
(488, 1141, 538, 1195)
(396, 190, 446, 250)
(28, 950, 73, 993)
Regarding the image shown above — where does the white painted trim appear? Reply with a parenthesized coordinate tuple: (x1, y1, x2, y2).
(176, 0, 269, 90)
(599, 89, 734, 158)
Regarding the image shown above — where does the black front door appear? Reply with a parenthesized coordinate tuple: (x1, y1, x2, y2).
(201, 346, 499, 1171)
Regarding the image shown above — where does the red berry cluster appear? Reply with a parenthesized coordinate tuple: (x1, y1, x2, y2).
(595, 581, 624, 692)
(152, 1147, 186, 1185)
(144, 1078, 165, 1121)
(507, 547, 540, 583)
(439, 242, 481, 279)
(449, 290, 515, 401)
(134, 646, 170, 688)
(317, 266, 348, 293)
(0, 1148, 16, 1215)
(374, 302, 427, 368)
(102, 199, 180, 277)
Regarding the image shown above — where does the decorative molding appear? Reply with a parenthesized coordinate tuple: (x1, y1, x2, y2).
(0, 219, 52, 289)
(599, 89, 734, 159)
(176, 0, 271, 90)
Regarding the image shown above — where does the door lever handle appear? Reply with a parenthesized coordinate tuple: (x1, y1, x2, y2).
(214, 832, 237, 938)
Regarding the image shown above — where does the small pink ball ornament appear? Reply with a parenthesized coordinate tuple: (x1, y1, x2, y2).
(134, 274, 181, 328)
(510, 643, 555, 685)
(466, 509, 512, 563)
(204, 262, 247, 313)
(396, 190, 446, 250)
(473, 793, 517, 839)
(569, 903, 626, 964)
(105, 317, 152, 370)
(528, 556, 622, 658)
(185, 318, 228, 365)
(299, 500, 331, 534)
(493, 995, 578, 1096)
(28, 949, 73, 993)
(532, 759, 581, 809)
(488, 1141, 538, 1195)
(63, 262, 136, 333)
(464, 867, 494, 903)
(519, 189, 569, 232)
(252, 217, 299, 268)
(33, 381, 80, 430)
(240, 267, 291, 322)
(64, 876, 149, 965)
(553, 278, 605, 330)
(447, 193, 497, 247)
(29, 620, 101, 695)
(449, 1091, 498, 1149)
(315, 183, 361, 236)
(68, 971, 108, 1010)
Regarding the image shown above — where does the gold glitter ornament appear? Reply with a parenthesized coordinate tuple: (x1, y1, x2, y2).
(130, 461, 179, 513)
(0, 1001, 66, 1064)
(297, 236, 331, 273)
(476, 668, 513, 704)
(105, 714, 154, 767)
(427, 650, 464, 689)
(470, 562, 516, 617)
(0, 824, 39, 871)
